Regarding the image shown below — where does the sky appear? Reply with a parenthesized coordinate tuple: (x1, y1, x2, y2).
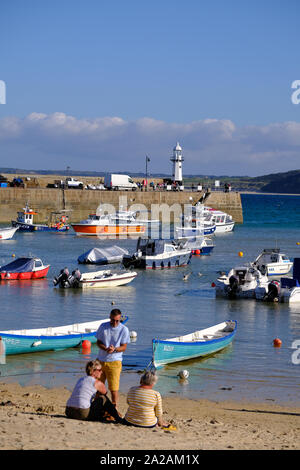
(1, 0, 300, 176)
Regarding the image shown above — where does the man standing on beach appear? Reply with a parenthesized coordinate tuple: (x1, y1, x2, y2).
(96, 309, 130, 410)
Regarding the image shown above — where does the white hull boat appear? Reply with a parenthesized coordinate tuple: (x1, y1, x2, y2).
(54, 267, 137, 288)
(79, 269, 137, 288)
(252, 248, 293, 276)
(213, 265, 269, 299)
(0, 226, 19, 240)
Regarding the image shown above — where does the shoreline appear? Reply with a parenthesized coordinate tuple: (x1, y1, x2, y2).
(0, 381, 299, 450)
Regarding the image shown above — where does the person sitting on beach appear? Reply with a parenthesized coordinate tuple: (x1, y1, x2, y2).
(65, 359, 123, 423)
(123, 370, 169, 428)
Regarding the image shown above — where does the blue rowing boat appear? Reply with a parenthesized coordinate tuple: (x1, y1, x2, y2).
(0, 316, 128, 355)
(152, 320, 237, 368)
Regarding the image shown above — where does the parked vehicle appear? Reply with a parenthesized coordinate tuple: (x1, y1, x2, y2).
(65, 177, 84, 189)
(104, 174, 138, 191)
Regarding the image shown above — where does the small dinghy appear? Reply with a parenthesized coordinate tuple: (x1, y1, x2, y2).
(152, 320, 237, 368)
(0, 316, 128, 355)
(53, 267, 137, 288)
(0, 257, 50, 280)
(78, 246, 129, 265)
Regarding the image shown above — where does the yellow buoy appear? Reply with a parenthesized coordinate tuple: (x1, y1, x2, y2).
(296, 242, 300, 246)
(238, 251, 243, 257)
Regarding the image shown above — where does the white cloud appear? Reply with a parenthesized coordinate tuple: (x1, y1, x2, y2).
(0, 112, 299, 176)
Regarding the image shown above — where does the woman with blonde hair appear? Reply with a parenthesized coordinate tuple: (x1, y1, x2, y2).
(66, 359, 122, 423)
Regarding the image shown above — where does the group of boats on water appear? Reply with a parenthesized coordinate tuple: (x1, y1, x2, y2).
(212, 248, 300, 304)
(0, 200, 298, 368)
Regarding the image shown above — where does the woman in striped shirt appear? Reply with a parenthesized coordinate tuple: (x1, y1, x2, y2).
(124, 371, 169, 428)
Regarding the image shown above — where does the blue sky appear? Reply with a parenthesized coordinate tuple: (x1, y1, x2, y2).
(1, 0, 300, 176)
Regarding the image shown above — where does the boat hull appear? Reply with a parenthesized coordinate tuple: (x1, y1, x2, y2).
(1, 316, 128, 355)
(0, 265, 50, 280)
(12, 221, 69, 232)
(71, 224, 146, 236)
(122, 252, 192, 269)
(152, 321, 237, 368)
(80, 273, 137, 288)
(0, 227, 19, 240)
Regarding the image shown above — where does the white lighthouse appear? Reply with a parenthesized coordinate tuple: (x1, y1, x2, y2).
(170, 142, 184, 183)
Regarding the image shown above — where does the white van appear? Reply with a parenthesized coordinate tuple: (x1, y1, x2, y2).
(104, 174, 138, 191)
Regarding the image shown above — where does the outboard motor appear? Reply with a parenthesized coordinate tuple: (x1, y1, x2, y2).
(227, 275, 239, 299)
(263, 280, 280, 302)
(53, 267, 70, 287)
(67, 269, 81, 288)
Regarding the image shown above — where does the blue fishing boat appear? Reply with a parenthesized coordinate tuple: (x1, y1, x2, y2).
(0, 316, 128, 355)
(152, 320, 237, 368)
(12, 204, 70, 232)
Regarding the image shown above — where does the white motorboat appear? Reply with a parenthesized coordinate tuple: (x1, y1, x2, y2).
(110, 208, 160, 226)
(54, 267, 137, 288)
(260, 258, 300, 303)
(122, 238, 192, 269)
(0, 226, 19, 240)
(251, 248, 293, 276)
(203, 207, 235, 233)
(213, 264, 269, 299)
(176, 204, 216, 238)
(179, 235, 214, 255)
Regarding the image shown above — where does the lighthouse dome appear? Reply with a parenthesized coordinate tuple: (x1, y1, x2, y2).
(173, 142, 182, 151)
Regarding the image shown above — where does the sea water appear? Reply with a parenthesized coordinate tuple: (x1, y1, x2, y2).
(0, 193, 299, 405)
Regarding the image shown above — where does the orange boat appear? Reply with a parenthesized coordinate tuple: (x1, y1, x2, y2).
(71, 213, 146, 237)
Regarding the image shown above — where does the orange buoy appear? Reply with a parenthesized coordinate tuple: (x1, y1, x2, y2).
(81, 340, 92, 352)
(195, 249, 201, 255)
(211, 282, 216, 287)
(273, 338, 282, 348)
(238, 251, 243, 257)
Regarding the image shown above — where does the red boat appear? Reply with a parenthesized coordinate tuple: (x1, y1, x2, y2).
(0, 257, 50, 280)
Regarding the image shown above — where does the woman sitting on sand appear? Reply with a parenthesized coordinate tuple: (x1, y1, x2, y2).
(65, 359, 122, 423)
(124, 370, 169, 428)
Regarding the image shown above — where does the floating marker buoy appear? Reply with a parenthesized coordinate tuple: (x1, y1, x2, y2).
(12, 254, 15, 257)
(238, 251, 243, 257)
(178, 370, 189, 379)
(296, 242, 300, 246)
(81, 340, 91, 352)
(195, 249, 201, 255)
(273, 338, 282, 348)
(211, 282, 216, 287)
(130, 331, 137, 339)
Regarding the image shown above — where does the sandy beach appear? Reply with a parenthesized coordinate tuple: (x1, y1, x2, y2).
(0, 381, 299, 451)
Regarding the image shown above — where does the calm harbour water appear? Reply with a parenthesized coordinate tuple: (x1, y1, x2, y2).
(0, 193, 299, 405)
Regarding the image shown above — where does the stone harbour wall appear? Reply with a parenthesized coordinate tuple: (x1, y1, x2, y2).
(0, 188, 243, 224)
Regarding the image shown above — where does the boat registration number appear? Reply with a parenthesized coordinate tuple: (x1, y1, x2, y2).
(163, 345, 174, 351)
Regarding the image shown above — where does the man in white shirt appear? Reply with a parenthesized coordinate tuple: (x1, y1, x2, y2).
(96, 309, 130, 410)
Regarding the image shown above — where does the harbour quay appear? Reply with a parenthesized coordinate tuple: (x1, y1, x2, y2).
(0, 186, 243, 224)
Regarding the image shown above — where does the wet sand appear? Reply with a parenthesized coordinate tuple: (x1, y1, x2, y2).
(0, 382, 299, 451)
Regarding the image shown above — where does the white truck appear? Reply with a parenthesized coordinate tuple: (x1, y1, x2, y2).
(65, 177, 84, 189)
(104, 174, 138, 191)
